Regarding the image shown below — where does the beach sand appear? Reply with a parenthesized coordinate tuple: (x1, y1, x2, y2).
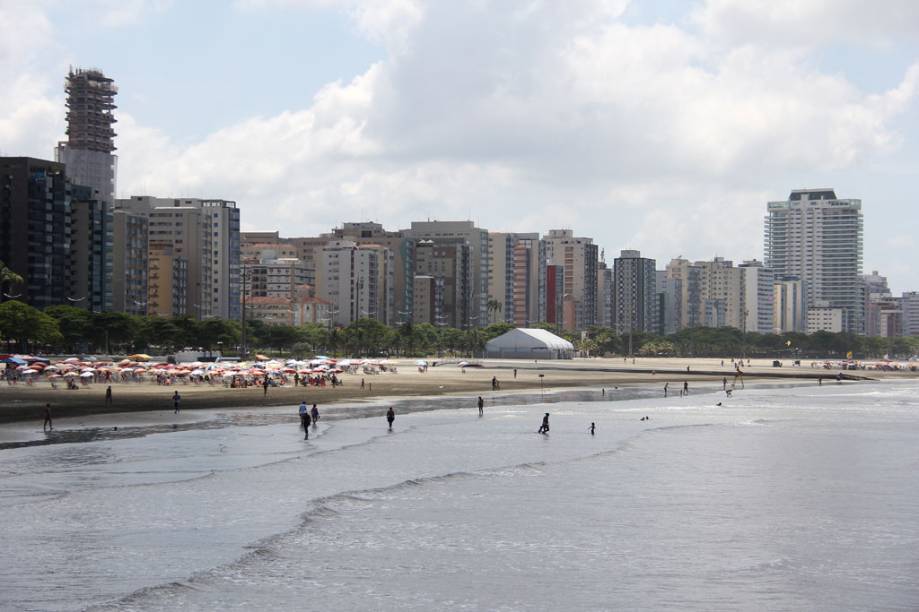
(0, 356, 909, 425)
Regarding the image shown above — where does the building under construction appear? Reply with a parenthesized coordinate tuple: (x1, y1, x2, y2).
(63, 67, 118, 153)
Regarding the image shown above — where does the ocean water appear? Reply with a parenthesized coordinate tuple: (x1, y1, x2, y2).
(2, 381, 919, 611)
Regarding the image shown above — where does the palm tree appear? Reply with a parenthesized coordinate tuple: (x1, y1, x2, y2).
(486, 297, 503, 325)
(0, 261, 23, 300)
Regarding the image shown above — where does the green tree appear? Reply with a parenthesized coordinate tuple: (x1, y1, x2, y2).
(0, 260, 24, 299)
(44, 305, 93, 352)
(90, 312, 140, 353)
(0, 300, 62, 352)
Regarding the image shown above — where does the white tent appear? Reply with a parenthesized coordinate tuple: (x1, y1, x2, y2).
(484, 328, 574, 360)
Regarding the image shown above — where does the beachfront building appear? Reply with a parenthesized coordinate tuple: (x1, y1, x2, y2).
(111, 209, 148, 316)
(773, 275, 806, 333)
(543, 229, 599, 331)
(484, 328, 574, 360)
(488, 232, 544, 327)
(116, 197, 241, 320)
(806, 301, 845, 333)
(147, 243, 187, 317)
(69, 184, 112, 313)
(901, 292, 919, 337)
(402, 221, 491, 328)
(330, 223, 415, 324)
(316, 240, 394, 326)
(245, 286, 332, 327)
(663, 258, 701, 332)
(245, 258, 310, 300)
(0, 157, 73, 309)
(414, 239, 472, 328)
(739, 260, 775, 334)
(413, 275, 437, 325)
(765, 189, 864, 334)
(613, 250, 658, 335)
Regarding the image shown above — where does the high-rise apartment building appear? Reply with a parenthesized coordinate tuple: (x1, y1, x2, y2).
(664, 258, 701, 331)
(900, 292, 919, 337)
(414, 239, 471, 328)
(613, 250, 658, 335)
(69, 184, 112, 313)
(116, 197, 241, 320)
(245, 258, 310, 300)
(404, 221, 490, 327)
(317, 240, 393, 326)
(765, 189, 864, 334)
(488, 232, 544, 327)
(773, 275, 805, 333)
(147, 244, 187, 317)
(111, 210, 148, 315)
(543, 229, 598, 330)
(55, 68, 118, 312)
(0, 158, 72, 309)
(331, 223, 415, 324)
(739, 260, 775, 334)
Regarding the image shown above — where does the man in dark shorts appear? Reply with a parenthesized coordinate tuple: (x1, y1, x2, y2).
(311, 403, 319, 426)
(303, 410, 312, 439)
(43, 403, 53, 431)
(173, 390, 181, 414)
(477, 396, 484, 417)
(386, 407, 395, 431)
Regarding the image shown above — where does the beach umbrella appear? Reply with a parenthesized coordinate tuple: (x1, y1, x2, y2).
(63, 371, 79, 378)
(81, 367, 97, 373)
(21, 368, 37, 375)
(128, 354, 152, 362)
(48, 374, 62, 380)
(416, 359, 428, 366)
(44, 365, 59, 372)
(63, 357, 80, 363)
(458, 361, 469, 367)
(283, 367, 297, 374)
(80, 371, 94, 378)
(133, 367, 147, 373)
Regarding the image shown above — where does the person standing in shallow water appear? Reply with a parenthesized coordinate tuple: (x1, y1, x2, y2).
(477, 396, 484, 417)
(386, 407, 395, 431)
(43, 403, 53, 431)
(311, 403, 319, 426)
(172, 391, 181, 414)
(588, 422, 595, 436)
(538, 413, 550, 434)
(105, 385, 112, 406)
(299, 401, 308, 430)
(303, 410, 312, 439)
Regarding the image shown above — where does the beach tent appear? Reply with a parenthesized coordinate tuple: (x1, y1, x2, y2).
(484, 328, 574, 360)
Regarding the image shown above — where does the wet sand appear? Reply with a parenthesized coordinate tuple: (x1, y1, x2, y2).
(0, 356, 905, 425)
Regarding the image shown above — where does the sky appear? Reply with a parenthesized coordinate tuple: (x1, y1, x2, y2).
(2, 0, 919, 293)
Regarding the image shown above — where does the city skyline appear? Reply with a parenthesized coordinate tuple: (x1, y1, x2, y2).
(2, 1, 919, 293)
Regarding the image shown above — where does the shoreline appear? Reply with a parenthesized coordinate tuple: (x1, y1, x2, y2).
(0, 356, 906, 426)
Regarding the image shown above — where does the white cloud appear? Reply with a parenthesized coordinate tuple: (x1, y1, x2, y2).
(693, 0, 919, 47)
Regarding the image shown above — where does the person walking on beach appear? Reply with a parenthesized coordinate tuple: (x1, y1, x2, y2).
(303, 410, 312, 440)
(664, 382, 669, 397)
(386, 407, 395, 431)
(361, 378, 365, 390)
(311, 403, 319, 426)
(477, 396, 484, 417)
(537, 413, 550, 434)
(173, 390, 181, 413)
(105, 385, 113, 406)
(263, 378, 270, 397)
(513, 368, 517, 379)
(588, 422, 595, 436)
(818, 377, 822, 386)
(299, 401, 308, 430)
(43, 403, 53, 431)
(683, 381, 689, 396)
(722, 377, 727, 390)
